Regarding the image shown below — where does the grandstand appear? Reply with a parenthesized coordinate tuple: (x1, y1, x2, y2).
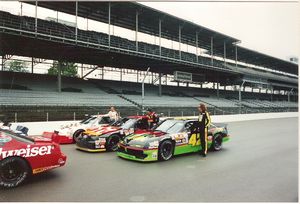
(0, 2, 298, 122)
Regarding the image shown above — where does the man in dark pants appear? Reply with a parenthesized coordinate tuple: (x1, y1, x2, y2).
(194, 103, 211, 157)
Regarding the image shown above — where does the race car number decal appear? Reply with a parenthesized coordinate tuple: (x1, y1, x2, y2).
(188, 133, 200, 146)
(0, 145, 52, 159)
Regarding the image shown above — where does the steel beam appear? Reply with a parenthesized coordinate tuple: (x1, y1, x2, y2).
(82, 66, 99, 79)
(158, 72, 162, 96)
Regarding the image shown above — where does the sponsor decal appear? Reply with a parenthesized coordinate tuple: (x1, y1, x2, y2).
(32, 165, 60, 174)
(148, 141, 159, 149)
(0, 145, 52, 159)
(152, 152, 157, 158)
(0, 132, 12, 143)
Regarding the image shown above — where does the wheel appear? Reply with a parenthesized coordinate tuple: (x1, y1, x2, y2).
(158, 140, 174, 161)
(106, 134, 120, 151)
(0, 157, 31, 188)
(210, 133, 223, 151)
(73, 129, 84, 142)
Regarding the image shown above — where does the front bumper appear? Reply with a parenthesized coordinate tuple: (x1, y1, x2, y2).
(43, 131, 73, 144)
(117, 144, 158, 162)
(76, 138, 106, 152)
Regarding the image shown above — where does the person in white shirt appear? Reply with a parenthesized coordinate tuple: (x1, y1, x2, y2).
(107, 106, 119, 123)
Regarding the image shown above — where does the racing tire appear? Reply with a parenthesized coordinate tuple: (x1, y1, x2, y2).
(210, 133, 223, 151)
(73, 129, 84, 142)
(0, 157, 31, 188)
(158, 140, 174, 161)
(106, 134, 121, 152)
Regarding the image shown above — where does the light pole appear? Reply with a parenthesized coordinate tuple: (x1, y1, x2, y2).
(142, 67, 150, 112)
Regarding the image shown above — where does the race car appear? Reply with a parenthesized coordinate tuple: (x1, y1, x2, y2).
(0, 129, 67, 188)
(76, 115, 150, 152)
(42, 115, 112, 144)
(117, 118, 230, 162)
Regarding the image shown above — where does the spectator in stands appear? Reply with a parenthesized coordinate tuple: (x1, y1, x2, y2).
(108, 106, 119, 123)
(192, 103, 211, 157)
(146, 108, 159, 129)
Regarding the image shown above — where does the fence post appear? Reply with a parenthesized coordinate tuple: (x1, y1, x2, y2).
(193, 111, 195, 116)
(168, 110, 170, 117)
(181, 111, 183, 117)
(46, 112, 49, 122)
(14, 112, 17, 123)
(214, 108, 216, 115)
(73, 112, 76, 121)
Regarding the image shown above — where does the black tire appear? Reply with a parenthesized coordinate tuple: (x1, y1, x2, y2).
(0, 157, 31, 188)
(73, 129, 84, 142)
(210, 133, 223, 151)
(106, 134, 121, 151)
(158, 140, 174, 161)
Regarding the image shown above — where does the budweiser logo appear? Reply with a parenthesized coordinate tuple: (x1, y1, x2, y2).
(0, 145, 52, 159)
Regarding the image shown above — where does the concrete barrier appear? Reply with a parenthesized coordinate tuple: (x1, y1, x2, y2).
(10, 112, 298, 135)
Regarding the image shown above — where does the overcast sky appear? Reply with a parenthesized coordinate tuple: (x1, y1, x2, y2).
(0, 1, 299, 62)
(142, 1, 299, 62)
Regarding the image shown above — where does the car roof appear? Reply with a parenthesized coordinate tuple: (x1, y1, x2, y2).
(127, 115, 148, 119)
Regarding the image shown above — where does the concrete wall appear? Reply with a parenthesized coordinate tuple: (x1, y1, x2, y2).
(10, 112, 298, 135)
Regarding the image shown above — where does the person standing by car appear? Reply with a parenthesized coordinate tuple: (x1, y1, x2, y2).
(194, 103, 211, 157)
(108, 106, 119, 123)
(146, 108, 159, 128)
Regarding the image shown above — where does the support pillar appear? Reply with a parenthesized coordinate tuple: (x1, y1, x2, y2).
(179, 26, 182, 60)
(35, 0, 37, 34)
(196, 31, 199, 63)
(75, 1, 78, 42)
(135, 11, 139, 52)
(57, 61, 62, 93)
(235, 44, 238, 67)
(159, 19, 161, 56)
(158, 72, 162, 96)
(217, 82, 219, 99)
(223, 41, 226, 67)
(137, 71, 139, 82)
(1, 55, 4, 71)
(108, 2, 111, 47)
(81, 64, 83, 78)
(210, 37, 214, 65)
(31, 57, 34, 73)
(120, 68, 122, 81)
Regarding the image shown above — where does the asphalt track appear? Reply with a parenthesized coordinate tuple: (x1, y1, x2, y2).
(0, 117, 298, 202)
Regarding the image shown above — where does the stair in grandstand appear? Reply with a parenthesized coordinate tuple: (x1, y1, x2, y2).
(118, 95, 143, 110)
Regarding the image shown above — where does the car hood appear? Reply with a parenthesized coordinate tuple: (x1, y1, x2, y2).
(84, 125, 121, 136)
(122, 131, 167, 148)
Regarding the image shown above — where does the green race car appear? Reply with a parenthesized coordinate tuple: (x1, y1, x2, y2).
(117, 118, 230, 162)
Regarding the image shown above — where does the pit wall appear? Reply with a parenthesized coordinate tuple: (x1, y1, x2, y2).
(10, 112, 297, 135)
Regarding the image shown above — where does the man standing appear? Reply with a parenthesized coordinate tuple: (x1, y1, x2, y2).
(196, 103, 211, 157)
(146, 108, 159, 128)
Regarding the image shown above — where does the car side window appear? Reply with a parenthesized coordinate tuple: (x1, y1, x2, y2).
(135, 118, 149, 130)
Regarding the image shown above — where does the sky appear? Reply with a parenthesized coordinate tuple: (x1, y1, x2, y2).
(142, 1, 299, 62)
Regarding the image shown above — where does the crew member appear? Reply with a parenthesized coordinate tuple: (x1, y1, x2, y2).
(196, 103, 211, 157)
(146, 108, 158, 128)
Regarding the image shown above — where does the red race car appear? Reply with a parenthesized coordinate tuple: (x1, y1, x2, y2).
(0, 129, 67, 188)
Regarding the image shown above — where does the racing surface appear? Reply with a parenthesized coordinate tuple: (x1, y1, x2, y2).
(0, 117, 298, 202)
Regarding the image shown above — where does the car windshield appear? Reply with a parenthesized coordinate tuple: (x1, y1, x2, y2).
(99, 116, 111, 124)
(121, 118, 137, 129)
(154, 120, 184, 134)
(0, 130, 34, 144)
(80, 116, 97, 125)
